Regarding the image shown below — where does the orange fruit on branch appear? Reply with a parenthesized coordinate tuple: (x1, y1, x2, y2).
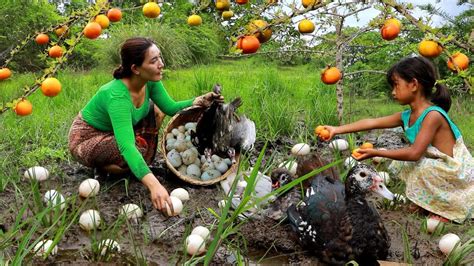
(418, 40, 442, 58)
(237, 36, 260, 54)
(236, 0, 248, 4)
(321, 66, 341, 85)
(14, 99, 33, 116)
(48, 45, 63, 58)
(41, 77, 62, 97)
(187, 15, 202, 26)
(381, 23, 399, 41)
(298, 19, 315, 34)
(222, 10, 233, 20)
(0, 68, 12, 80)
(107, 8, 122, 22)
(216, 0, 230, 11)
(384, 18, 401, 30)
(247, 20, 272, 43)
(143, 2, 161, 18)
(447, 52, 469, 72)
(35, 33, 49, 45)
(94, 14, 110, 29)
(83, 22, 102, 39)
(54, 25, 68, 37)
(302, 0, 319, 8)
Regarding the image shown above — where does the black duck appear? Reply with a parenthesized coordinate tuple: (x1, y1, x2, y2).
(287, 163, 394, 265)
(189, 84, 255, 160)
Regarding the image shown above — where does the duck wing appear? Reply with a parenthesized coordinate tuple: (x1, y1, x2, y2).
(230, 114, 256, 152)
(212, 97, 242, 156)
(287, 175, 346, 252)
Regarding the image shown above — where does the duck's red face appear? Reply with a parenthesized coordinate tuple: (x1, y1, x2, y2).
(348, 164, 394, 200)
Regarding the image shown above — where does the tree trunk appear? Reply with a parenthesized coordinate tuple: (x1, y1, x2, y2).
(335, 17, 344, 125)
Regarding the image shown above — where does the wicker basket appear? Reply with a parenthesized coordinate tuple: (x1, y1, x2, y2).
(161, 106, 240, 186)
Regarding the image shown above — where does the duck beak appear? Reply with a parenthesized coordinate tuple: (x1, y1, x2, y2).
(371, 175, 394, 200)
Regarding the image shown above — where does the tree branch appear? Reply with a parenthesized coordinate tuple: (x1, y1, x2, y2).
(344, 70, 387, 77)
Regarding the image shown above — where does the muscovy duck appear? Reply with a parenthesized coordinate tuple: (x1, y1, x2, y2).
(296, 152, 340, 188)
(189, 84, 256, 160)
(287, 163, 394, 265)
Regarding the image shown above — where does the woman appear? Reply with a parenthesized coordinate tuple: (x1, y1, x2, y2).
(69, 37, 222, 214)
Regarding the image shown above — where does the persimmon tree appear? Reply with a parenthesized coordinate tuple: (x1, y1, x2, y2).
(0, 0, 471, 122)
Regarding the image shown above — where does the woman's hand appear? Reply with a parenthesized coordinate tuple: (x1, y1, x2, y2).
(141, 173, 173, 214)
(193, 92, 224, 107)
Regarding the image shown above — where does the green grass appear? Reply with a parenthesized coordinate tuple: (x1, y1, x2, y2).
(0, 58, 473, 264)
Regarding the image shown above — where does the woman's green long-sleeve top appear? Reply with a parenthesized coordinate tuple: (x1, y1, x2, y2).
(81, 79, 194, 179)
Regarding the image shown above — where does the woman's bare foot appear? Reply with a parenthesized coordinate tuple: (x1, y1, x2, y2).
(103, 164, 130, 175)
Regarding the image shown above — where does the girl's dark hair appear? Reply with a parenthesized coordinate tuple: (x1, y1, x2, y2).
(113, 37, 156, 79)
(387, 56, 451, 112)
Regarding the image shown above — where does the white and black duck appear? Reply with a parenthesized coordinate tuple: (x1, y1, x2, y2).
(287, 163, 394, 265)
(188, 84, 256, 161)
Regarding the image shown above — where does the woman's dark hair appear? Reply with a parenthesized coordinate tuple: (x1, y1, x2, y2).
(387, 56, 451, 112)
(113, 37, 156, 79)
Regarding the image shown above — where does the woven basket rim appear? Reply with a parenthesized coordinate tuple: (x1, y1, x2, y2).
(161, 106, 240, 186)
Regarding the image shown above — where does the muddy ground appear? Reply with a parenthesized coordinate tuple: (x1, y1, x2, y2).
(0, 129, 471, 265)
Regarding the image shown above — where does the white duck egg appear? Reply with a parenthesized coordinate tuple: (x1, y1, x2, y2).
(218, 199, 227, 209)
(344, 157, 359, 168)
(191, 226, 210, 240)
(178, 165, 188, 175)
(329, 139, 349, 151)
(165, 133, 175, 140)
(185, 122, 196, 131)
(194, 157, 201, 167)
(211, 155, 221, 163)
(378, 171, 390, 184)
(171, 128, 180, 136)
(237, 180, 247, 189)
(120, 203, 143, 220)
(208, 169, 222, 179)
(78, 178, 100, 198)
(278, 161, 297, 176)
(24, 166, 49, 181)
(79, 209, 101, 231)
(98, 239, 120, 255)
(185, 135, 192, 141)
(43, 190, 66, 210)
(165, 196, 183, 216)
(224, 158, 232, 166)
(201, 161, 215, 172)
(167, 149, 182, 168)
(170, 188, 190, 201)
(215, 161, 229, 174)
(166, 138, 176, 146)
(182, 149, 198, 165)
(178, 125, 186, 133)
(186, 234, 206, 255)
(201, 171, 212, 181)
(291, 143, 311, 156)
(426, 217, 441, 234)
(174, 140, 188, 152)
(34, 239, 57, 257)
(439, 233, 460, 255)
(176, 133, 185, 141)
(187, 164, 201, 179)
(185, 140, 194, 148)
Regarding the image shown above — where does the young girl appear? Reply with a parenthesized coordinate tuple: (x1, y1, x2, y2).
(323, 56, 473, 223)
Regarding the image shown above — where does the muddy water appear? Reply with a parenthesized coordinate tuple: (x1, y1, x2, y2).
(1, 129, 471, 265)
